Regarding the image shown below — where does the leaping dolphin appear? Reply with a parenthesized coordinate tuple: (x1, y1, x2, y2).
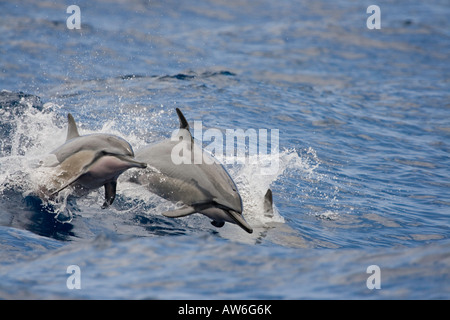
(41, 113, 147, 208)
(130, 108, 253, 233)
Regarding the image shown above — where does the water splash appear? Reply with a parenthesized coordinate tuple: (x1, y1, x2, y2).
(0, 95, 329, 241)
(225, 147, 324, 226)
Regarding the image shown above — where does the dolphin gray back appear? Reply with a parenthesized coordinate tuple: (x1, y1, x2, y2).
(52, 133, 135, 164)
(49, 114, 135, 165)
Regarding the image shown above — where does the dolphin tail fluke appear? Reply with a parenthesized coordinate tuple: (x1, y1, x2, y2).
(228, 210, 253, 234)
(162, 205, 197, 218)
(66, 113, 80, 141)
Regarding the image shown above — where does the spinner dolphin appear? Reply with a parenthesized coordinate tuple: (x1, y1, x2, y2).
(130, 108, 253, 233)
(41, 113, 146, 208)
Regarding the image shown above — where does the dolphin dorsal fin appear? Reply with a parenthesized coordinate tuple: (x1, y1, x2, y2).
(66, 113, 80, 141)
(175, 108, 194, 148)
(176, 108, 190, 132)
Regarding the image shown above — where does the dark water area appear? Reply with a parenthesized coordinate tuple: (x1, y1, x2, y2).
(0, 0, 449, 299)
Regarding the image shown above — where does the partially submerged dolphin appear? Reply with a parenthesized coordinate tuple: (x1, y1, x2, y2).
(130, 108, 253, 233)
(42, 113, 147, 208)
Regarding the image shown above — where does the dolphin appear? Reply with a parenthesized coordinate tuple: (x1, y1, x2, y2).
(41, 113, 147, 208)
(130, 108, 253, 233)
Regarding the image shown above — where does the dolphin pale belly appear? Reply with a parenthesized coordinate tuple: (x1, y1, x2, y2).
(42, 113, 146, 208)
(131, 108, 253, 233)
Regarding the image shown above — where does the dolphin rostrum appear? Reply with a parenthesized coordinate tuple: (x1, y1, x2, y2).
(42, 113, 147, 208)
(130, 108, 253, 233)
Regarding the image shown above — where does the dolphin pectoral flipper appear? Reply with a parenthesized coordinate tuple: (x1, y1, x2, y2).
(50, 171, 86, 197)
(162, 205, 197, 218)
(211, 220, 225, 228)
(102, 180, 117, 209)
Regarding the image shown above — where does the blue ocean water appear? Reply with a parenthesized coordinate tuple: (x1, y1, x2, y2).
(0, 0, 449, 299)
